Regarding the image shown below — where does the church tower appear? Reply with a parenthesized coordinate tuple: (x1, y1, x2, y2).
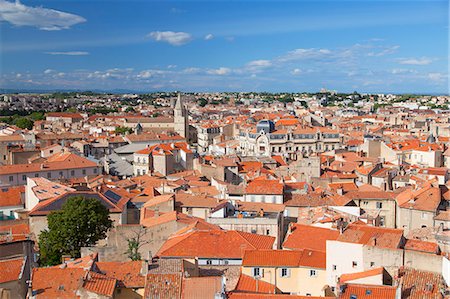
(173, 92, 188, 139)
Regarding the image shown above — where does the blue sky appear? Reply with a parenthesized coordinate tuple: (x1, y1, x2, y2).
(0, 0, 448, 93)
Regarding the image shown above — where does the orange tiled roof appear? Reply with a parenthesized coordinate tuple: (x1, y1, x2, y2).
(95, 261, 145, 288)
(246, 179, 283, 195)
(182, 276, 223, 299)
(234, 274, 277, 294)
(337, 223, 403, 249)
(32, 267, 86, 298)
(82, 271, 116, 297)
(0, 222, 31, 244)
(0, 185, 24, 207)
(282, 224, 339, 252)
(242, 249, 325, 269)
(144, 273, 182, 299)
(340, 283, 396, 299)
(339, 267, 384, 283)
(0, 257, 25, 283)
(157, 230, 275, 259)
(398, 267, 444, 299)
(404, 239, 440, 254)
(0, 152, 97, 175)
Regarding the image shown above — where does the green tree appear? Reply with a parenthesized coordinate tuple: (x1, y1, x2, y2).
(198, 98, 208, 107)
(13, 117, 33, 130)
(39, 196, 113, 266)
(125, 106, 136, 113)
(29, 112, 45, 121)
(115, 126, 133, 135)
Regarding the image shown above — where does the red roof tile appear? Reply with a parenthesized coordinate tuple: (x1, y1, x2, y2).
(157, 230, 275, 259)
(282, 224, 339, 252)
(0, 257, 25, 283)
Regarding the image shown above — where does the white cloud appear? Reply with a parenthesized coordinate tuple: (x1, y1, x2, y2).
(167, 65, 177, 69)
(182, 67, 201, 74)
(45, 51, 89, 56)
(247, 60, 272, 68)
(137, 70, 153, 79)
(278, 48, 332, 62)
(204, 33, 214, 40)
(207, 67, 231, 75)
(148, 31, 192, 46)
(428, 72, 446, 82)
(291, 68, 302, 75)
(43, 69, 54, 74)
(398, 57, 433, 65)
(367, 45, 399, 57)
(0, 0, 86, 30)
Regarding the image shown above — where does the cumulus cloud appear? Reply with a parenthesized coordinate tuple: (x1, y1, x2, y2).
(207, 67, 231, 75)
(0, 0, 86, 30)
(45, 51, 89, 56)
(148, 31, 192, 46)
(204, 33, 214, 40)
(398, 57, 433, 65)
(291, 68, 302, 75)
(43, 69, 54, 74)
(428, 72, 446, 82)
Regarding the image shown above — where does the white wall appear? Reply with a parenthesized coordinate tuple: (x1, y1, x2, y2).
(326, 241, 364, 288)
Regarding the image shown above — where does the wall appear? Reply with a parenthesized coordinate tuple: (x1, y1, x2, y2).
(326, 241, 364, 288)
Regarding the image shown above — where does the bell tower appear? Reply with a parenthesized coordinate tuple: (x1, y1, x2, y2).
(173, 92, 188, 139)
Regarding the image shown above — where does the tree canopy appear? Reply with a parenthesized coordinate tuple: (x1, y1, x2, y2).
(39, 196, 113, 266)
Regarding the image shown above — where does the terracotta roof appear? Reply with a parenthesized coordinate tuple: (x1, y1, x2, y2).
(282, 224, 339, 252)
(0, 185, 24, 207)
(398, 267, 444, 299)
(32, 268, 86, 298)
(82, 271, 116, 297)
(337, 223, 403, 249)
(339, 267, 384, 283)
(242, 249, 326, 269)
(95, 261, 145, 288)
(228, 293, 333, 299)
(157, 230, 275, 259)
(47, 112, 83, 119)
(0, 222, 31, 244)
(0, 152, 98, 175)
(245, 179, 283, 195)
(144, 273, 182, 299)
(234, 274, 277, 294)
(340, 283, 396, 299)
(396, 186, 441, 212)
(182, 276, 223, 299)
(235, 200, 285, 213)
(404, 239, 440, 254)
(0, 257, 25, 283)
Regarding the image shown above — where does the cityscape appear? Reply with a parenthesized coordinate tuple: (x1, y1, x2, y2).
(0, 0, 449, 299)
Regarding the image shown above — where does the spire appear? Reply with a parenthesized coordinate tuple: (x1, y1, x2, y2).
(175, 92, 183, 110)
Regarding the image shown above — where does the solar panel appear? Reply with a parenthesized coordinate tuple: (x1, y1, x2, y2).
(104, 190, 122, 204)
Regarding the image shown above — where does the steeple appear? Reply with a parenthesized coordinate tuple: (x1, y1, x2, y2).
(173, 92, 188, 138)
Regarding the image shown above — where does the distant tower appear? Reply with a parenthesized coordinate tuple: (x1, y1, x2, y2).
(135, 123, 143, 135)
(173, 92, 188, 138)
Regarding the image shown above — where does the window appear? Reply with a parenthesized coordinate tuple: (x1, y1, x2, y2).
(421, 212, 427, 219)
(35, 173, 39, 177)
(350, 295, 357, 299)
(223, 260, 229, 265)
(253, 267, 260, 277)
(352, 261, 358, 267)
(332, 265, 337, 271)
(281, 268, 290, 277)
(93, 168, 98, 174)
(306, 294, 311, 297)
(8, 176, 13, 182)
(331, 287, 335, 292)
(309, 270, 317, 277)
(70, 170, 75, 176)
(376, 202, 382, 209)
(82, 169, 86, 175)
(47, 172, 51, 179)
(206, 260, 212, 265)
(370, 262, 375, 267)
(266, 229, 270, 235)
(59, 171, 63, 177)
(22, 175, 26, 181)
(251, 229, 257, 234)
